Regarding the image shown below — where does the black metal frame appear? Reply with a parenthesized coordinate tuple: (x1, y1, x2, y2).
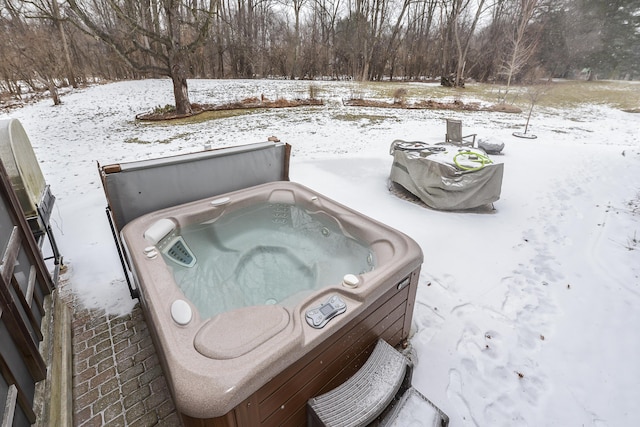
(33, 185, 63, 286)
(105, 206, 138, 299)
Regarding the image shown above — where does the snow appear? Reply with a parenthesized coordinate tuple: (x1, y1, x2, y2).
(2, 79, 639, 426)
(386, 389, 443, 426)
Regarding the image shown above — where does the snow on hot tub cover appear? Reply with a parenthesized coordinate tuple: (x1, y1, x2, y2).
(389, 140, 504, 210)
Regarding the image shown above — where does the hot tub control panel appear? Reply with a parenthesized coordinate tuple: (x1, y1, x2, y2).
(305, 295, 347, 329)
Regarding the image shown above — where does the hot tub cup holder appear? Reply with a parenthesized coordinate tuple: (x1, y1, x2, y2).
(171, 299, 193, 325)
(144, 246, 158, 259)
(210, 197, 231, 207)
(342, 274, 360, 288)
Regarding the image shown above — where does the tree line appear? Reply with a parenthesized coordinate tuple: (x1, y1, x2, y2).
(1, 0, 638, 113)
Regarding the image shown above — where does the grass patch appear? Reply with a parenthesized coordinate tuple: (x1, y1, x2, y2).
(156, 109, 255, 125)
(351, 81, 473, 102)
(138, 97, 324, 122)
(125, 132, 192, 144)
(332, 112, 391, 124)
(125, 136, 154, 144)
(342, 80, 640, 111)
(153, 104, 176, 114)
(534, 81, 640, 110)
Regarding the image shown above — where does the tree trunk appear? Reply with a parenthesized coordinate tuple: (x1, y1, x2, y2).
(49, 82, 61, 105)
(290, 0, 305, 79)
(440, 4, 454, 84)
(169, 52, 192, 115)
(360, 0, 386, 82)
(166, 0, 192, 115)
(382, 0, 410, 80)
(39, 74, 61, 105)
(171, 72, 192, 115)
(361, 38, 370, 81)
(51, 0, 77, 88)
(454, 0, 485, 87)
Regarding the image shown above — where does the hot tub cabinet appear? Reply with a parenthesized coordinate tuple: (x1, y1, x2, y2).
(120, 181, 423, 426)
(183, 268, 420, 426)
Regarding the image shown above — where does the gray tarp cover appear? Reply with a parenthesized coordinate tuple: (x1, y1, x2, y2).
(389, 143, 504, 210)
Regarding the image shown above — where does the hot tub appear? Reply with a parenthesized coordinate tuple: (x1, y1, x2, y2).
(120, 181, 423, 426)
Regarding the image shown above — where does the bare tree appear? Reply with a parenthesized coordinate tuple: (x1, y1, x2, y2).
(51, 0, 77, 87)
(499, 0, 542, 102)
(439, 0, 457, 86)
(20, 0, 80, 88)
(439, 0, 487, 87)
(401, 0, 438, 79)
(471, 0, 510, 82)
(1, 0, 67, 104)
(379, 0, 411, 80)
(223, 0, 276, 78)
(452, 0, 485, 86)
(279, 0, 307, 78)
(3, 0, 636, 101)
(227, 0, 254, 77)
(358, 0, 391, 81)
(513, 75, 551, 138)
(312, 0, 343, 78)
(66, 0, 218, 115)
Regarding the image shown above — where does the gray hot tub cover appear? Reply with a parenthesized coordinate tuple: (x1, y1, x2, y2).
(389, 141, 504, 210)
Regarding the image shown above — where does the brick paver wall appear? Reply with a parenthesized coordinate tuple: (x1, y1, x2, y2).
(66, 292, 179, 427)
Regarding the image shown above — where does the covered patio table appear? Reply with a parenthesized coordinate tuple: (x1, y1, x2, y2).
(389, 141, 504, 210)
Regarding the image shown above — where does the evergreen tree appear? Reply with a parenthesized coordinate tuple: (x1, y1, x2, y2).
(568, 0, 640, 79)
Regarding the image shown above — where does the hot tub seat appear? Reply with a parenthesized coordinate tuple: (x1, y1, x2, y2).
(194, 305, 290, 359)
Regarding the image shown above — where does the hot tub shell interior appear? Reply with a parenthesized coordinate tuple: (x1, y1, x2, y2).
(120, 181, 423, 426)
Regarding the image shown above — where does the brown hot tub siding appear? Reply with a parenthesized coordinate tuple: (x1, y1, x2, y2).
(180, 267, 420, 427)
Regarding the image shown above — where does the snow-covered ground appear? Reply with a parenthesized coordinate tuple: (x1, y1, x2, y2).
(2, 79, 639, 426)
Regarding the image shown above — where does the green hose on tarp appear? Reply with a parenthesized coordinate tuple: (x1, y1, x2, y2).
(453, 150, 493, 171)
